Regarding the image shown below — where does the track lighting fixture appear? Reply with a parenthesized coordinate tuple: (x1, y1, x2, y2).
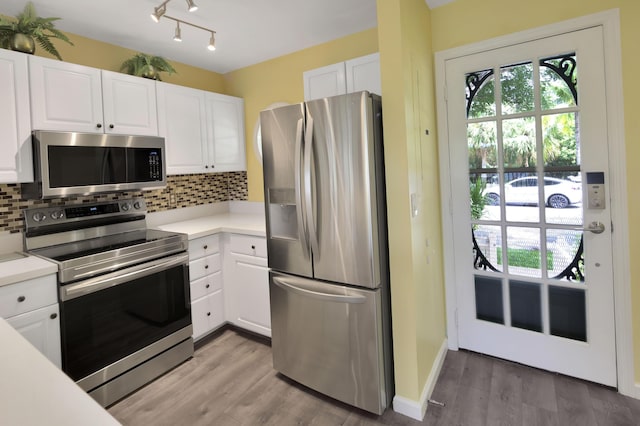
(173, 21, 182, 42)
(186, 0, 198, 12)
(150, 4, 166, 23)
(150, 0, 217, 51)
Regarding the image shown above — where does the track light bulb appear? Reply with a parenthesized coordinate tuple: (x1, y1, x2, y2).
(151, 5, 166, 22)
(208, 33, 216, 51)
(173, 22, 182, 42)
(186, 0, 198, 12)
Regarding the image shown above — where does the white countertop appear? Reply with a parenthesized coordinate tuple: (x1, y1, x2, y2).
(156, 212, 266, 239)
(0, 253, 58, 287)
(0, 319, 121, 426)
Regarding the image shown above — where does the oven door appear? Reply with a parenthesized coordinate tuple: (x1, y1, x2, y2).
(59, 252, 191, 390)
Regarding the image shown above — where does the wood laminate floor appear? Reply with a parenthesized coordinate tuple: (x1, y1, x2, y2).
(108, 328, 640, 425)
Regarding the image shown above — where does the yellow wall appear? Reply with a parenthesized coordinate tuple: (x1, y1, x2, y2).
(377, 0, 446, 401)
(431, 0, 640, 382)
(224, 28, 379, 201)
(39, 32, 226, 92)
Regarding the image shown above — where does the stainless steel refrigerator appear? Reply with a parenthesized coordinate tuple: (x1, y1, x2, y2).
(261, 91, 393, 415)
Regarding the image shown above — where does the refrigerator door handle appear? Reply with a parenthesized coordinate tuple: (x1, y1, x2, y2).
(304, 115, 320, 256)
(294, 118, 309, 256)
(273, 276, 366, 304)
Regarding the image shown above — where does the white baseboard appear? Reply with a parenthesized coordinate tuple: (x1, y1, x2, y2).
(393, 338, 448, 421)
(629, 383, 640, 399)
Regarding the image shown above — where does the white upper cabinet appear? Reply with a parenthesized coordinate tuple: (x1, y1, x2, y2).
(205, 93, 246, 172)
(158, 81, 246, 175)
(29, 56, 104, 133)
(0, 49, 33, 183)
(345, 53, 381, 96)
(303, 62, 347, 101)
(156, 82, 209, 175)
(101, 70, 158, 136)
(29, 56, 158, 136)
(303, 53, 381, 101)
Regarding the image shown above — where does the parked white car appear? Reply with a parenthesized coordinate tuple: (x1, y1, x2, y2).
(484, 177, 582, 208)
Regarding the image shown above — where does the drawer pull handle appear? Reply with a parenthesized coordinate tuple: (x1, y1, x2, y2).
(206, 284, 210, 288)
(204, 245, 208, 250)
(207, 312, 211, 316)
(17, 296, 26, 303)
(251, 245, 255, 250)
(50, 313, 58, 320)
(205, 265, 209, 269)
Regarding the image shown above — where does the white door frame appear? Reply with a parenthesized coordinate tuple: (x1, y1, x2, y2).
(435, 9, 634, 397)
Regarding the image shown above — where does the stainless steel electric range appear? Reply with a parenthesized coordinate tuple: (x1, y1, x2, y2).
(24, 198, 193, 407)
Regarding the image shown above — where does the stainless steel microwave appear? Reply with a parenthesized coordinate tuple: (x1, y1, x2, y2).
(21, 131, 167, 199)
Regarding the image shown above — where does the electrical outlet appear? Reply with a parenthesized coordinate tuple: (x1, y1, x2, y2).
(169, 193, 176, 207)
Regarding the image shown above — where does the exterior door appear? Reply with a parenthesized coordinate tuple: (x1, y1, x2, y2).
(445, 27, 616, 386)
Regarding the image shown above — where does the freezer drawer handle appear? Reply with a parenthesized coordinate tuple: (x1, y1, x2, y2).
(273, 276, 366, 304)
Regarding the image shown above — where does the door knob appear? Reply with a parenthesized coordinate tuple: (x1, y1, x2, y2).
(585, 221, 605, 234)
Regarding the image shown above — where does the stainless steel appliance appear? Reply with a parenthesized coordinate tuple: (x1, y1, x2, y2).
(21, 130, 166, 199)
(24, 198, 192, 407)
(261, 91, 393, 414)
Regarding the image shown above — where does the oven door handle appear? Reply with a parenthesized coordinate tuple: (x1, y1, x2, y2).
(60, 252, 189, 301)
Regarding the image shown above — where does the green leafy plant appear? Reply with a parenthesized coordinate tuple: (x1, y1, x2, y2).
(0, 2, 73, 60)
(120, 53, 177, 80)
(470, 177, 488, 222)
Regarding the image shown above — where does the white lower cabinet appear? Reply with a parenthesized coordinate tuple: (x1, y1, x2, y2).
(0, 274, 61, 367)
(225, 234, 271, 337)
(186, 232, 270, 339)
(188, 234, 225, 340)
(6, 304, 61, 367)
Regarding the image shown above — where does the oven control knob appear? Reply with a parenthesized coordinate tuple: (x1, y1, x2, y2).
(133, 201, 142, 210)
(32, 212, 46, 222)
(51, 210, 64, 220)
(121, 203, 131, 211)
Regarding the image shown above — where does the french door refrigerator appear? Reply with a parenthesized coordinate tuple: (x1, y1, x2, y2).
(261, 91, 393, 415)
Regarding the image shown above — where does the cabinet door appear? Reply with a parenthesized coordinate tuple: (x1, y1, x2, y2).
(29, 56, 104, 133)
(303, 62, 346, 101)
(205, 94, 246, 172)
(101, 70, 158, 136)
(0, 49, 32, 183)
(230, 255, 271, 337)
(345, 52, 381, 96)
(157, 81, 208, 175)
(6, 304, 61, 368)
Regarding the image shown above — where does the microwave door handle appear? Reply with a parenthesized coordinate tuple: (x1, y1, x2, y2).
(294, 118, 309, 256)
(304, 115, 320, 256)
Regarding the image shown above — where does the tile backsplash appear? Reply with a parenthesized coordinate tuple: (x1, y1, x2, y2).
(0, 172, 247, 234)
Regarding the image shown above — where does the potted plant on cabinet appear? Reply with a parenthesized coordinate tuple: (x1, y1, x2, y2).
(0, 2, 73, 60)
(120, 53, 177, 80)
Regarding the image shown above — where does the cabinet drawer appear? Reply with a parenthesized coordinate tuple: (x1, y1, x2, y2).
(191, 290, 224, 340)
(0, 275, 57, 319)
(190, 270, 223, 301)
(188, 234, 220, 260)
(229, 234, 267, 258)
(189, 253, 221, 281)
